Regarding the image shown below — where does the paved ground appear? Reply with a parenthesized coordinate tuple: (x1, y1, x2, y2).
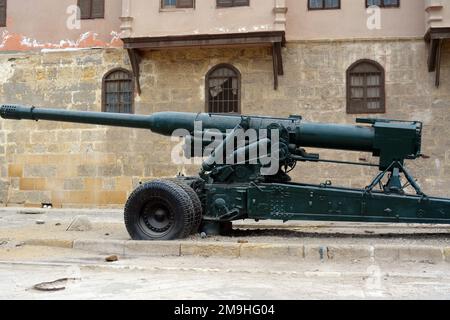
(1, 207, 450, 245)
(1, 246, 450, 300)
(0, 207, 450, 300)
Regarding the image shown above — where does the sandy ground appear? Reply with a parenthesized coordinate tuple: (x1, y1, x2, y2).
(1, 208, 450, 300)
(1, 208, 450, 246)
(0, 245, 449, 300)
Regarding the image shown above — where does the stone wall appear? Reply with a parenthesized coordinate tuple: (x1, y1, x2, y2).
(0, 39, 449, 207)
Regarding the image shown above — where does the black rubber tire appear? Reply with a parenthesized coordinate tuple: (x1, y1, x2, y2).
(124, 180, 195, 240)
(169, 179, 203, 234)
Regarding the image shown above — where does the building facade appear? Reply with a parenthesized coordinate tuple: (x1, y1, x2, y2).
(0, 0, 449, 207)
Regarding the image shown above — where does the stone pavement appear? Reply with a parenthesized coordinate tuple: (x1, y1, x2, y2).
(0, 207, 449, 263)
(1, 247, 450, 300)
(1, 207, 450, 299)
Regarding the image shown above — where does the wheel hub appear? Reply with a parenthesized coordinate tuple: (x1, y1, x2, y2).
(141, 202, 174, 234)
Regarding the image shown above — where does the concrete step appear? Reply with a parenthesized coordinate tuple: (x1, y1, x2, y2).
(20, 238, 450, 264)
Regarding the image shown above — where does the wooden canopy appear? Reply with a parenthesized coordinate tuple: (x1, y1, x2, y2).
(425, 27, 450, 88)
(122, 31, 286, 94)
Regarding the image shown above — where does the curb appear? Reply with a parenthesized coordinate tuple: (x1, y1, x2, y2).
(23, 239, 74, 249)
(22, 238, 450, 263)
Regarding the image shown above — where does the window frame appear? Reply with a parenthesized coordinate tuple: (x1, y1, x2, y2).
(161, 0, 195, 9)
(102, 68, 135, 114)
(205, 63, 242, 114)
(0, 0, 6, 27)
(77, 0, 105, 20)
(346, 59, 386, 115)
(366, 0, 400, 8)
(308, 0, 341, 11)
(216, 0, 250, 9)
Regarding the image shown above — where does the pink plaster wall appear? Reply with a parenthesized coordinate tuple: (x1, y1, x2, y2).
(0, 0, 443, 52)
(123, 0, 277, 38)
(285, 0, 426, 41)
(0, 0, 122, 51)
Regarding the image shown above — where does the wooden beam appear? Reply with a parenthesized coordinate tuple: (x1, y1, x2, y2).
(127, 49, 142, 95)
(275, 41, 284, 76)
(425, 27, 450, 41)
(435, 39, 443, 88)
(122, 31, 286, 50)
(272, 44, 279, 90)
(124, 37, 283, 50)
(428, 39, 439, 72)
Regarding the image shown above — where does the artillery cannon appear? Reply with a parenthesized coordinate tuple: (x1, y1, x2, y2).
(1, 104, 450, 240)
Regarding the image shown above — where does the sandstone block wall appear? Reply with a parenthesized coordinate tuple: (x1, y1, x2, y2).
(0, 39, 449, 207)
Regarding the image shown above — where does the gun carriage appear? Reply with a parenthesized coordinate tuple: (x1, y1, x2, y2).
(2, 104, 449, 240)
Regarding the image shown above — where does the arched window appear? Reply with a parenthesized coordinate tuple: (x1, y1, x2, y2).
(206, 64, 241, 114)
(102, 68, 134, 114)
(346, 59, 385, 114)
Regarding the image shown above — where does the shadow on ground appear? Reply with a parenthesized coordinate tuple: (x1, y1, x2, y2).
(229, 228, 450, 240)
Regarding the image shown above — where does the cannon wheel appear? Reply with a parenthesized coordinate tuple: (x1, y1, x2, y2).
(124, 180, 194, 240)
(168, 179, 203, 235)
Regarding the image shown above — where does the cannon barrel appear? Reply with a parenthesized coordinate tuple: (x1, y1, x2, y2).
(0, 105, 154, 130)
(153, 112, 376, 152)
(1, 104, 417, 157)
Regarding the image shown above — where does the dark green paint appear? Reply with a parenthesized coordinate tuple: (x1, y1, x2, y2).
(1, 104, 449, 226)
